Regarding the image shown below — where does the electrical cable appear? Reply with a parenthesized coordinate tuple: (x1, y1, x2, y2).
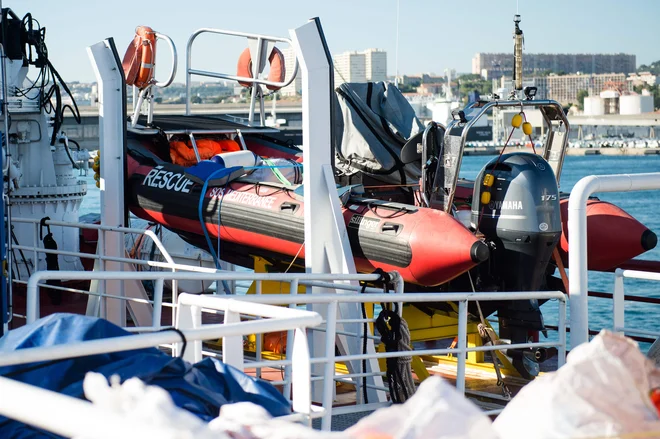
(15, 13, 81, 146)
(60, 137, 80, 169)
(197, 168, 237, 294)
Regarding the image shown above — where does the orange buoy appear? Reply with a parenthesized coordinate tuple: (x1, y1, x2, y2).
(236, 47, 286, 91)
(122, 26, 157, 89)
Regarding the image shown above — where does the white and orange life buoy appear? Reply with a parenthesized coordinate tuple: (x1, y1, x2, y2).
(236, 47, 286, 91)
(122, 26, 157, 89)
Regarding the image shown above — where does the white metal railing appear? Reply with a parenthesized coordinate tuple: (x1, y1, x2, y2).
(11, 217, 176, 269)
(219, 290, 567, 430)
(613, 269, 660, 340)
(9, 217, 230, 326)
(185, 28, 298, 124)
(21, 268, 565, 430)
(568, 172, 660, 347)
(0, 293, 323, 436)
(25, 269, 402, 325)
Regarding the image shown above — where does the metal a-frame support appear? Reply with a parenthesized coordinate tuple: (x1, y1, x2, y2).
(289, 18, 386, 407)
(87, 39, 152, 327)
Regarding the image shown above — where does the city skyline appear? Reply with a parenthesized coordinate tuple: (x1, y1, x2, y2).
(14, 0, 660, 84)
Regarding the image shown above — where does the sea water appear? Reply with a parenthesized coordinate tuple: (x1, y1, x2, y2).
(80, 155, 660, 348)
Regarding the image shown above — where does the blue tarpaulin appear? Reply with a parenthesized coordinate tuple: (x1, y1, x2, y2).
(0, 313, 291, 439)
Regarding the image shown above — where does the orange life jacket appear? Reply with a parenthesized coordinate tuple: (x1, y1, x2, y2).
(169, 138, 241, 167)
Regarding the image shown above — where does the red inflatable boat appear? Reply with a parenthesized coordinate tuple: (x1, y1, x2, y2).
(126, 142, 489, 287)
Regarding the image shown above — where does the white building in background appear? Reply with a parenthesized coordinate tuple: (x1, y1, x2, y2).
(279, 47, 302, 97)
(333, 51, 366, 86)
(333, 49, 387, 86)
(583, 89, 654, 116)
(363, 49, 387, 82)
(620, 90, 655, 115)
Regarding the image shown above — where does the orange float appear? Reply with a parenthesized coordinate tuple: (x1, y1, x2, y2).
(236, 47, 286, 91)
(122, 26, 157, 89)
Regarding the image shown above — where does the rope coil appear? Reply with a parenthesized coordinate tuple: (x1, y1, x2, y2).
(359, 269, 415, 404)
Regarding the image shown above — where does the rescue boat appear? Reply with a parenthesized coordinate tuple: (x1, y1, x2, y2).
(125, 138, 489, 287)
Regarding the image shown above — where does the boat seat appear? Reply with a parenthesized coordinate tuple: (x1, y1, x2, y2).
(399, 131, 424, 164)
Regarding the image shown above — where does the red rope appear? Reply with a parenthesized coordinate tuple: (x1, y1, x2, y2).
(521, 112, 538, 155)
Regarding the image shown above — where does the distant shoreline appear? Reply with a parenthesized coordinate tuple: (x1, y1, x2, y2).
(464, 147, 660, 156)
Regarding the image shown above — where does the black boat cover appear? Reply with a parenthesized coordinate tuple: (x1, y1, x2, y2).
(334, 82, 424, 186)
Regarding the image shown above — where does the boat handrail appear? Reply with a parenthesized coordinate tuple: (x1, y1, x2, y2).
(568, 172, 660, 347)
(440, 98, 569, 212)
(130, 31, 178, 127)
(185, 27, 299, 125)
(10, 216, 176, 266)
(221, 290, 566, 429)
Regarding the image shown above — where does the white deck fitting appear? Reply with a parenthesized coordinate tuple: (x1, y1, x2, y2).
(290, 18, 386, 411)
(87, 39, 128, 326)
(568, 172, 660, 347)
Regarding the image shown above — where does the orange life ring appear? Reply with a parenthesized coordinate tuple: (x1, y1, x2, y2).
(122, 26, 157, 89)
(236, 47, 286, 91)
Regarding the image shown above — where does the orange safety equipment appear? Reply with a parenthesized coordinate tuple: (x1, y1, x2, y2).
(122, 26, 157, 89)
(236, 47, 286, 91)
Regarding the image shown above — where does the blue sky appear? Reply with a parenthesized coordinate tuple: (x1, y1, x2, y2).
(15, 0, 660, 83)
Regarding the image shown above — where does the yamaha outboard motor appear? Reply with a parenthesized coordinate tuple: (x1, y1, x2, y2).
(471, 152, 561, 377)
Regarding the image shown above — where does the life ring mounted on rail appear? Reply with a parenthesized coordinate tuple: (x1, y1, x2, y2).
(236, 47, 286, 91)
(122, 26, 157, 89)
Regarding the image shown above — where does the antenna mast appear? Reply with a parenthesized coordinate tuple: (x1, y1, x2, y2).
(512, 14, 524, 97)
(395, 0, 400, 87)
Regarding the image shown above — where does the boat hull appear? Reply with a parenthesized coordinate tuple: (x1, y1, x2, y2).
(126, 151, 488, 287)
(557, 197, 657, 271)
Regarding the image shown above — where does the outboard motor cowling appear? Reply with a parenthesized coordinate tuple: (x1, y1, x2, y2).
(471, 152, 561, 376)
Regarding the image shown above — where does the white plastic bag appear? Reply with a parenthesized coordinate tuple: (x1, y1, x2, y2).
(82, 372, 227, 439)
(493, 330, 660, 439)
(345, 376, 498, 439)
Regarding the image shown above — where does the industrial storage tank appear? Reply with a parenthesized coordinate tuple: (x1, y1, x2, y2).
(584, 96, 605, 116)
(620, 92, 654, 115)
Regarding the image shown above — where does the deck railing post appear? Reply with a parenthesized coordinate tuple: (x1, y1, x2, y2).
(613, 268, 625, 334)
(456, 299, 468, 394)
(222, 306, 244, 370)
(569, 173, 660, 348)
(291, 327, 312, 422)
(321, 300, 338, 431)
(558, 297, 567, 367)
(175, 301, 201, 363)
(152, 278, 164, 329)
